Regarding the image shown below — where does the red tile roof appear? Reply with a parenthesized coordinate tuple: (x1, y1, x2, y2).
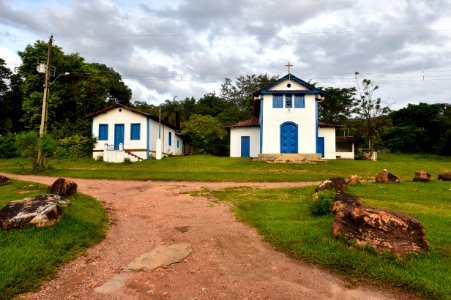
(231, 117, 260, 128)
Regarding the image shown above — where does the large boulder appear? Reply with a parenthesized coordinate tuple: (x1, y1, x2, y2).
(375, 169, 400, 183)
(345, 175, 360, 186)
(332, 202, 429, 254)
(413, 171, 431, 182)
(0, 175, 10, 186)
(49, 177, 77, 196)
(438, 172, 451, 181)
(0, 194, 69, 230)
(315, 178, 347, 193)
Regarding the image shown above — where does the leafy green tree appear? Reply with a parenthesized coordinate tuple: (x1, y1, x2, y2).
(353, 73, 390, 152)
(17, 40, 132, 135)
(319, 87, 356, 124)
(221, 74, 278, 112)
(160, 97, 186, 128)
(181, 114, 228, 155)
(383, 103, 451, 154)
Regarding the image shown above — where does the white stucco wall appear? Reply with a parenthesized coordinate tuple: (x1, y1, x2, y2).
(269, 80, 308, 91)
(230, 127, 260, 157)
(261, 94, 317, 154)
(318, 127, 336, 159)
(92, 107, 183, 160)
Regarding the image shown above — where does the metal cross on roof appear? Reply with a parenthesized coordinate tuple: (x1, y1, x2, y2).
(285, 62, 293, 73)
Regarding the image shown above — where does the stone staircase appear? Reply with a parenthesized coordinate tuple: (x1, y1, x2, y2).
(124, 150, 144, 161)
(257, 153, 323, 163)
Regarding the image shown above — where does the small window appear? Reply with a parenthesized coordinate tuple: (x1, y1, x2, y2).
(285, 95, 292, 108)
(98, 124, 108, 140)
(168, 132, 172, 146)
(130, 123, 141, 140)
(177, 140, 180, 148)
(272, 95, 283, 108)
(294, 95, 305, 108)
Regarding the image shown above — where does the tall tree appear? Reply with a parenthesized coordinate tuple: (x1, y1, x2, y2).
(353, 73, 390, 153)
(220, 73, 278, 112)
(160, 97, 185, 128)
(319, 87, 356, 124)
(17, 40, 132, 136)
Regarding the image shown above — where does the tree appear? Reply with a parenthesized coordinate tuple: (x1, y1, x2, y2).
(181, 114, 228, 155)
(160, 97, 186, 128)
(220, 74, 278, 112)
(319, 87, 356, 124)
(353, 73, 390, 153)
(0, 58, 24, 134)
(383, 103, 451, 154)
(17, 40, 132, 136)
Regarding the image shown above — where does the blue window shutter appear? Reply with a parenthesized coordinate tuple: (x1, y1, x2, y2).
(294, 96, 305, 108)
(272, 95, 283, 108)
(130, 123, 141, 140)
(99, 124, 108, 140)
(169, 132, 172, 146)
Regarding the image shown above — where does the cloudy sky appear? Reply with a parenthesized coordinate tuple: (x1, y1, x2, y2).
(1, 0, 450, 108)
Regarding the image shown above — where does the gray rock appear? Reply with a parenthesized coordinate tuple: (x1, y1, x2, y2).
(0, 194, 69, 230)
(49, 177, 77, 196)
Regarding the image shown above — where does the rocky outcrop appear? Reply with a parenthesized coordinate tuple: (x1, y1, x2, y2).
(438, 172, 451, 181)
(375, 169, 400, 183)
(345, 175, 360, 186)
(413, 171, 431, 182)
(49, 177, 77, 196)
(0, 194, 69, 230)
(315, 178, 347, 193)
(332, 194, 429, 254)
(314, 177, 429, 255)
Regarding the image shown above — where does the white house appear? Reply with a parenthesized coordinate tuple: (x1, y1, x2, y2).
(230, 73, 353, 160)
(85, 103, 183, 162)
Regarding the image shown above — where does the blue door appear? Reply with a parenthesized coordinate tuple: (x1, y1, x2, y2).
(280, 122, 298, 153)
(114, 124, 124, 150)
(241, 136, 250, 157)
(317, 137, 325, 158)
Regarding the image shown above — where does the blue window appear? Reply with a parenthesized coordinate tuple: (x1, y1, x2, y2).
(177, 140, 180, 148)
(294, 95, 305, 108)
(168, 132, 172, 146)
(130, 123, 140, 140)
(272, 95, 283, 108)
(285, 95, 292, 108)
(98, 124, 108, 140)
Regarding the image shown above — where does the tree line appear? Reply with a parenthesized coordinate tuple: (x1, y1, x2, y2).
(0, 40, 449, 160)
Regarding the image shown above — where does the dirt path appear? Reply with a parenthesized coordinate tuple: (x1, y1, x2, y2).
(5, 174, 419, 300)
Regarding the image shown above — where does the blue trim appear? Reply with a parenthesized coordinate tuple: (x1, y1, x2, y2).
(280, 122, 298, 153)
(272, 95, 283, 108)
(315, 101, 319, 154)
(130, 123, 141, 140)
(146, 117, 150, 159)
(255, 74, 325, 95)
(260, 90, 319, 95)
(98, 124, 108, 140)
(114, 124, 124, 150)
(318, 137, 325, 158)
(294, 95, 305, 108)
(241, 136, 250, 157)
(259, 99, 263, 153)
(169, 131, 172, 146)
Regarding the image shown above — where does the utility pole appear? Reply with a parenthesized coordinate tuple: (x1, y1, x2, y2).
(36, 35, 53, 167)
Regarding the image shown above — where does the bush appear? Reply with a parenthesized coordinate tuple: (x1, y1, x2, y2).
(309, 190, 335, 216)
(0, 134, 18, 158)
(123, 157, 131, 164)
(56, 135, 96, 159)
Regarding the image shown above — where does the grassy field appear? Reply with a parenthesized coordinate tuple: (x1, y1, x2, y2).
(0, 180, 108, 300)
(208, 181, 451, 299)
(0, 153, 449, 182)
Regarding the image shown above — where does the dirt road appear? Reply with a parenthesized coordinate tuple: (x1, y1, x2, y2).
(5, 174, 418, 299)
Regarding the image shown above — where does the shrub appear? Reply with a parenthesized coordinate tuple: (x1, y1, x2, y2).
(96, 155, 104, 162)
(123, 157, 131, 164)
(0, 134, 18, 158)
(309, 190, 335, 216)
(56, 135, 96, 159)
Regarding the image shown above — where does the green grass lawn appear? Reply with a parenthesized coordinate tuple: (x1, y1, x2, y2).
(0, 180, 108, 300)
(0, 153, 450, 182)
(208, 181, 451, 299)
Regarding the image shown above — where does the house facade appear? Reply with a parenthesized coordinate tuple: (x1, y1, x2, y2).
(230, 73, 350, 160)
(86, 103, 183, 162)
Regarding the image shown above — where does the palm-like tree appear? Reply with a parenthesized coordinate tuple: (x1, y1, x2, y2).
(161, 97, 186, 128)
